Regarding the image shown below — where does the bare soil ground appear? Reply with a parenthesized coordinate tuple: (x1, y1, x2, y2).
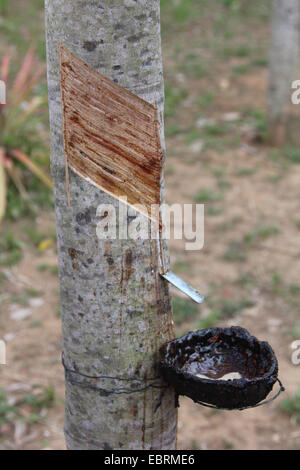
(0, 0, 300, 450)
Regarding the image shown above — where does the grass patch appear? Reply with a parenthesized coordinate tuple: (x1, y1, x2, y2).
(237, 271, 257, 288)
(173, 260, 190, 273)
(182, 53, 208, 78)
(196, 297, 254, 329)
(24, 225, 46, 246)
(269, 149, 290, 169)
(224, 225, 279, 262)
(232, 64, 250, 75)
(235, 167, 256, 176)
(197, 310, 222, 329)
(207, 206, 223, 216)
(216, 216, 242, 232)
(269, 174, 283, 184)
(222, 45, 252, 58)
(6, 178, 53, 222)
(11, 287, 41, 307)
(37, 263, 59, 275)
(24, 225, 56, 249)
(0, 0, 9, 15)
(0, 231, 24, 267)
(286, 323, 300, 339)
(0, 385, 55, 426)
(281, 391, 300, 423)
(289, 284, 300, 296)
(217, 178, 232, 190)
(164, 84, 188, 118)
(223, 240, 246, 262)
(217, 298, 255, 317)
(284, 147, 300, 164)
(165, 123, 183, 137)
(0, 389, 19, 425)
(0, 271, 7, 285)
(193, 189, 223, 203)
(161, 0, 203, 28)
(203, 123, 228, 136)
(211, 168, 225, 178)
(251, 57, 268, 67)
(172, 296, 199, 324)
(244, 224, 280, 244)
(246, 108, 268, 142)
(196, 91, 215, 109)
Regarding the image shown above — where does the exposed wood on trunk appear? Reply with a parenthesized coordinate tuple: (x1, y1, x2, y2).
(60, 46, 162, 217)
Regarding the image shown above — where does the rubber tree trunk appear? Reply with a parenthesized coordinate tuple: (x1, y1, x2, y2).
(268, 0, 300, 145)
(45, 0, 177, 450)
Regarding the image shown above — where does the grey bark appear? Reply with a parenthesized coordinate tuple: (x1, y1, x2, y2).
(268, 0, 300, 145)
(45, 0, 177, 450)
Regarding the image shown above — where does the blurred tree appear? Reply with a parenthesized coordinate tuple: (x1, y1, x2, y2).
(268, 0, 300, 145)
(45, 0, 177, 450)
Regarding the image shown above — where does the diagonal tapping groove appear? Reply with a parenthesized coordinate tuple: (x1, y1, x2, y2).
(60, 44, 162, 216)
(60, 45, 204, 303)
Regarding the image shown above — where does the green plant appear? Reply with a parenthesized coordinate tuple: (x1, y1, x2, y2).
(0, 230, 24, 266)
(37, 263, 59, 275)
(161, 0, 198, 25)
(244, 224, 280, 244)
(0, 271, 7, 284)
(235, 167, 256, 176)
(223, 240, 246, 262)
(23, 385, 55, 412)
(194, 189, 222, 203)
(174, 260, 190, 273)
(246, 108, 268, 142)
(24, 224, 45, 245)
(216, 216, 242, 232)
(217, 178, 231, 190)
(289, 284, 300, 296)
(0, 47, 52, 223)
(286, 323, 300, 338)
(207, 206, 223, 216)
(164, 84, 187, 118)
(11, 287, 41, 306)
(232, 64, 249, 75)
(220, 0, 240, 8)
(197, 310, 222, 329)
(172, 296, 199, 324)
(222, 45, 251, 58)
(0, 389, 19, 425)
(281, 391, 300, 423)
(182, 54, 208, 78)
(284, 147, 300, 164)
(237, 271, 256, 288)
(203, 124, 228, 136)
(251, 57, 268, 67)
(222, 438, 235, 449)
(165, 123, 182, 137)
(196, 91, 215, 109)
(0, 385, 56, 427)
(211, 167, 225, 178)
(0, 0, 9, 15)
(271, 272, 282, 294)
(217, 298, 254, 317)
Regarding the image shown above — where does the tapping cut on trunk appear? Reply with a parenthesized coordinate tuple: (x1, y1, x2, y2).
(60, 45, 162, 218)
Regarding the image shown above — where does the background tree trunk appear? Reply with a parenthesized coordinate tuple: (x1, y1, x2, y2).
(45, 0, 177, 450)
(268, 0, 300, 146)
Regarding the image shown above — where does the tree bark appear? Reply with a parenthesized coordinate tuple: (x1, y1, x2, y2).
(45, 0, 177, 450)
(268, 0, 300, 146)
